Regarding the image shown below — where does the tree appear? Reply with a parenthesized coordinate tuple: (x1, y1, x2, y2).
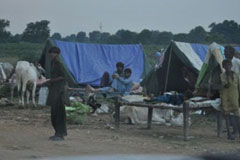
(153, 31, 173, 45)
(116, 29, 137, 44)
(22, 20, 50, 43)
(63, 34, 76, 41)
(205, 32, 226, 44)
(0, 19, 11, 43)
(106, 35, 121, 44)
(51, 32, 62, 40)
(89, 31, 101, 43)
(76, 31, 87, 42)
(137, 29, 152, 44)
(173, 33, 189, 42)
(188, 26, 207, 43)
(100, 32, 110, 43)
(209, 20, 240, 43)
(8, 34, 22, 43)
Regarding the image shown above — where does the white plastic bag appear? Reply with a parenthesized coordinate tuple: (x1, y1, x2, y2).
(38, 87, 49, 106)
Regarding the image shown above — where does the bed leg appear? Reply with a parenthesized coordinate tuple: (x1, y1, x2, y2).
(147, 107, 153, 129)
(217, 111, 223, 137)
(115, 97, 120, 130)
(183, 101, 190, 141)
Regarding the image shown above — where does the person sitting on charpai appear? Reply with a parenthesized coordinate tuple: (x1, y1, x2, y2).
(85, 68, 133, 97)
(99, 62, 124, 87)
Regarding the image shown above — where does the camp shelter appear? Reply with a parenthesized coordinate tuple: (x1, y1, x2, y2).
(141, 41, 208, 96)
(195, 42, 240, 95)
(39, 39, 151, 87)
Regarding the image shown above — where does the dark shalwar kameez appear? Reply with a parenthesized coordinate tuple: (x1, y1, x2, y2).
(47, 59, 67, 137)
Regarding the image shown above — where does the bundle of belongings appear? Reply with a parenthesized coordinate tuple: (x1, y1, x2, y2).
(68, 94, 111, 115)
(144, 91, 184, 105)
(65, 102, 92, 124)
(119, 94, 185, 126)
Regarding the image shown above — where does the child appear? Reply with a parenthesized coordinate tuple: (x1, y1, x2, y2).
(100, 62, 124, 87)
(111, 68, 133, 94)
(220, 59, 240, 140)
(85, 68, 133, 101)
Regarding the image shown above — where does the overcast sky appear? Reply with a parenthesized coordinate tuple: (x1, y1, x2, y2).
(0, 0, 240, 36)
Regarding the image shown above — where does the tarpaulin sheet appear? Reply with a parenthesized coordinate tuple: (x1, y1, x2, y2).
(190, 43, 208, 62)
(175, 41, 206, 71)
(55, 40, 145, 86)
(235, 47, 240, 52)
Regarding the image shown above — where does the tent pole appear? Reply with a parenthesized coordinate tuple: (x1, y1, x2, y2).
(207, 70, 213, 98)
(164, 45, 173, 93)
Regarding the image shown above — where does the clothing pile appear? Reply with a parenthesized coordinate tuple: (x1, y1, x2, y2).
(145, 92, 183, 105)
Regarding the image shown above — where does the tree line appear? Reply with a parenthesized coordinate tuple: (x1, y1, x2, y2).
(1, 19, 240, 45)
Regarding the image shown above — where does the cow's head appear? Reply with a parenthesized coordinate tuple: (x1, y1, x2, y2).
(31, 63, 45, 79)
(30, 63, 45, 79)
(36, 63, 45, 76)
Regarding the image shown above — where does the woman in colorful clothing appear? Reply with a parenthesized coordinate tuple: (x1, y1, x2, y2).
(220, 59, 240, 140)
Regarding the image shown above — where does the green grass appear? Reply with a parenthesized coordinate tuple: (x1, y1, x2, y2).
(0, 42, 44, 64)
(0, 56, 19, 65)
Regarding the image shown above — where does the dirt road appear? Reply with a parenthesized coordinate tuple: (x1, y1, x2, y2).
(0, 105, 240, 160)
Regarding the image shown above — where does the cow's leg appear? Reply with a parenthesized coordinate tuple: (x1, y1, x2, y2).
(10, 84, 14, 102)
(17, 80, 22, 104)
(26, 90, 30, 105)
(10, 82, 16, 102)
(21, 82, 27, 106)
(32, 82, 37, 107)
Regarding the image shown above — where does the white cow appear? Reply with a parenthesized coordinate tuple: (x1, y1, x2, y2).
(15, 61, 41, 107)
(0, 63, 7, 84)
(0, 62, 13, 84)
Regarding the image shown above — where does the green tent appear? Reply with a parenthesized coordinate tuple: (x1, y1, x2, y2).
(195, 42, 225, 95)
(191, 42, 240, 96)
(141, 41, 208, 96)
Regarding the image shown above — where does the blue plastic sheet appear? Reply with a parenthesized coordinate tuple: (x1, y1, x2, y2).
(190, 43, 208, 62)
(55, 40, 145, 86)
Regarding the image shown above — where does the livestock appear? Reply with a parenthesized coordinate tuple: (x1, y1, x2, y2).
(15, 61, 43, 106)
(0, 62, 15, 100)
(0, 63, 6, 84)
(0, 62, 13, 84)
(10, 73, 16, 101)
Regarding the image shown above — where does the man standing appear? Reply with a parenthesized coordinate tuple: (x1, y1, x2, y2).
(45, 46, 67, 141)
(224, 45, 240, 79)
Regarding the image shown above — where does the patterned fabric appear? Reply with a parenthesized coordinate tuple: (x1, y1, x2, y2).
(220, 72, 240, 115)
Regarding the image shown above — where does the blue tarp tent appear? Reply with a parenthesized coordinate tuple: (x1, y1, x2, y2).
(39, 39, 151, 87)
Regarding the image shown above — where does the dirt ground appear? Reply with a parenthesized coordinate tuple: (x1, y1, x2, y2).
(0, 103, 240, 160)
